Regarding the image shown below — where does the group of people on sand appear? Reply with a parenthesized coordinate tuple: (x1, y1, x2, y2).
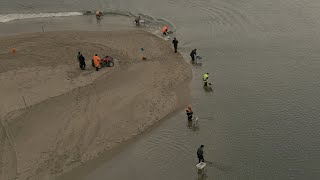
(77, 52, 112, 71)
(77, 52, 100, 71)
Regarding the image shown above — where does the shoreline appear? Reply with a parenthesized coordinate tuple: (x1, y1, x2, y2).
(0, 30, 192, 180)
(57, 106, 184, 180)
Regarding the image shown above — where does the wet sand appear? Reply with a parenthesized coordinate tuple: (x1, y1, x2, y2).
(0, 30, 192, 180)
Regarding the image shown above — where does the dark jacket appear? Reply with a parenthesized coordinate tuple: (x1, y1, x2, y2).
(172, 39, 178, 47)
(79, 55, 85, 64)
(190, 49, 197, 57)
(197, 147, 204, 157)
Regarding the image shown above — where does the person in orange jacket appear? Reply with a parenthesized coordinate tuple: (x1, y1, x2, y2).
(162, 26, 168, 35)
(92, 54, 101, 71)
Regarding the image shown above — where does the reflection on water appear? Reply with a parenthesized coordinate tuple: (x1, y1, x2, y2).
(187, 120, 199, 131)
(197, 172, 207, 180)
(206, 160, 232, 172)
(191, 61, 202, 67)
(203, 85, 213, 92)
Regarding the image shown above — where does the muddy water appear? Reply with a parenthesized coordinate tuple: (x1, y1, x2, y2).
(2, 0, 320, 179)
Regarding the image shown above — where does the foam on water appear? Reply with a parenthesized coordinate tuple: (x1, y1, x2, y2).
(0, 12, 83, 23)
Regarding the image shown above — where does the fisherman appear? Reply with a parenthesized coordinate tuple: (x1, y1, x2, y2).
(190, 49, 197, 63)
(79, 53, 86, 70)
(172, 37, 179, 53)
(186, 105, 193, 121)
(96, 11, 102, 24)
(135, 16, 141, 26)
(92, 54, 101, 71)
(162, 26, 168, 35)
(203, 73, 209, 86)
(197, 145, 205, 163)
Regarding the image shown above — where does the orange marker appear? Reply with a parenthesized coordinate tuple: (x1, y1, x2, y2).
(11, 48, 16, 53)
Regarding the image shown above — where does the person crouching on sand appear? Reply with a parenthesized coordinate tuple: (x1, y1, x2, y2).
(92, 54, 101, 71)
(135, 16, 141, 26)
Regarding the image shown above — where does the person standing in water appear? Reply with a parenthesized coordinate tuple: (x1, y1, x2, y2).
(96, 11, 102, 24)
(186, 105, 193, 121)
(190, 49, 197, 63)
(197, 145, 205, 163)
(172, 37, 179, 53)
(203, 73, 209, 86)
(135, 16, 141, 26)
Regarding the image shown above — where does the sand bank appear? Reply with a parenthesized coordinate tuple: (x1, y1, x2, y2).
(0, 30, 191, 180)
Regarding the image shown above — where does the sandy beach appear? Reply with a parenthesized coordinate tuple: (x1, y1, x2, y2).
(0, 30, 191, 180)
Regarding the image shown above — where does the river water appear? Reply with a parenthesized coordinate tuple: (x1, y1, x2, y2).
(1, 0, 320, 179)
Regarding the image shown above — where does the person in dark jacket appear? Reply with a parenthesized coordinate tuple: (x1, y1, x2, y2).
(190, 49, 197, 63)
(172, 37, 179, 53)
(197, 145, 205, 163)
(186, 105, 193, 121)
(135, 16, 141, 26)
(79, 53, 86, 70)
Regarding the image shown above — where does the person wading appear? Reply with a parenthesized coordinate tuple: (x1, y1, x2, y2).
(186, 105, 193, 121)
(96, 11, 102, 24)
(172, 37, 179, 53)
(135, 16, 141, 26)
(190, 49, 197, 63)
(197, 145, 205, 163)
(203, 73, 209, 86)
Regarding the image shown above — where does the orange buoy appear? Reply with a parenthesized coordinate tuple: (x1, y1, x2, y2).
(162, 26, 168, 33)
(11, 48, 16, 53)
